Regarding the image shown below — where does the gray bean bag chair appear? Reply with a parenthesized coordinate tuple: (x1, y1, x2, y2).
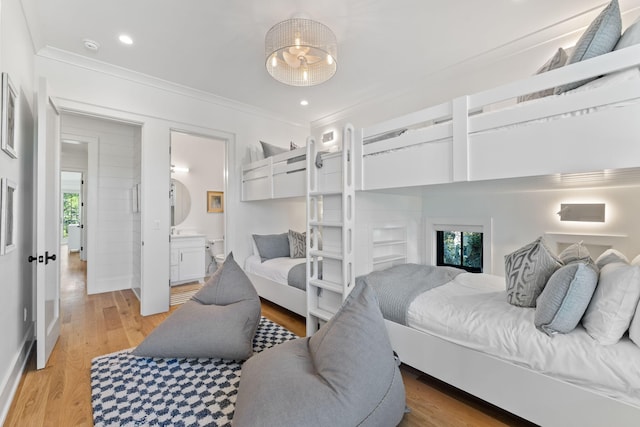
(233, 280, 406, 426)
(132, 252, 261, 360)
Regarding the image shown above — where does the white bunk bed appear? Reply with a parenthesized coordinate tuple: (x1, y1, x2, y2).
(356, 43, 640, 191)
(349, 43, 640, 426)
(241, 146, 307, 201)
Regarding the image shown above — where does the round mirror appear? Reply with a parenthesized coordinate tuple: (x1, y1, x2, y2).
(171, 179, 191, 226)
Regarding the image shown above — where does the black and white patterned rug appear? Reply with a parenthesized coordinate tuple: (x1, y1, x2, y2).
(91, 317, 297, 426)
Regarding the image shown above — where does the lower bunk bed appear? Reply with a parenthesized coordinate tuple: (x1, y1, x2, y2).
(244, 254, 307, 317)
(357, 264, 640, 427)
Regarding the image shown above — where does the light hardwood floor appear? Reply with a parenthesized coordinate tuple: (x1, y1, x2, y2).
(5, 250, 534, 427)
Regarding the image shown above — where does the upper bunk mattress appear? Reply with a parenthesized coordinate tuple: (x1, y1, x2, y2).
(405, 272, 640, 408)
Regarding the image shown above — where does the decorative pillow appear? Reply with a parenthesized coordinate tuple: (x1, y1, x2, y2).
(288, 229, 306, 258)
(132, 253, 261, 359)
(260, 140, 288, 158)
(555, 0, 622, 94)
(517, 48, 568, 102)
(614, 16, 640, 50)
(505, 237, 563, 307)
(233, 280, 406, 427)
(253, 233, 290, 262)
(582, 261, 640, 345)
(558, 241, 593, 265)
(535, 263, 599, 336)
(595, 248, 628, 270)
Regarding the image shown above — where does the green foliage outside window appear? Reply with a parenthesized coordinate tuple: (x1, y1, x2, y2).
(438, 230, 483, 272)
(62, 192, 80, 238)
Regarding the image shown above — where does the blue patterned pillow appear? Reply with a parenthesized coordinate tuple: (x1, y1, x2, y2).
(555, 0, 621, 94)
(505, 237, 562, 307)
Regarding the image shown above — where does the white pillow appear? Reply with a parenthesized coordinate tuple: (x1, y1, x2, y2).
(629, 299, 640, 347)
(615, 16, 640, 50)
(595, 248, 628, 269)
(582, 262, 640, 345)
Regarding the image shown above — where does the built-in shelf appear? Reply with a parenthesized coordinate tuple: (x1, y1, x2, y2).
(372, 225, 407, 271)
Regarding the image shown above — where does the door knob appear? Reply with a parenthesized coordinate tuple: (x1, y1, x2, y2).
(45, 251, 57, 265)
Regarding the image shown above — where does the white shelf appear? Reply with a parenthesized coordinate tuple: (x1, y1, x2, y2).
(372, 224, 407, 271)
(373, 239, 406, 247)
(373, 254, 407, 265)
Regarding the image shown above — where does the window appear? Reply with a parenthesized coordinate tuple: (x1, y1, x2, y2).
(62, 192, 80, 238)
(436, 230, 483, 273)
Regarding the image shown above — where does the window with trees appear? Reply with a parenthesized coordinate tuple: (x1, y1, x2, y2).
(62, 192, 80, 238)
(436, 230, 483, 273)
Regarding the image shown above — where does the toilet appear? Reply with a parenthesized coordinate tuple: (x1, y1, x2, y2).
(208, 239, 225, 273)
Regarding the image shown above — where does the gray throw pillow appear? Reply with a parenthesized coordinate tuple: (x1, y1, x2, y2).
(518, 48, 568, 102)
(288, 229, 306, 258)
(253, 233, 290, 262)
(233, 280, 406, 427)
(260, 140, 287, 158)
(132, 253, 261, 360)
(558, 241, 593, 265)
(555, 0, 621, 94)
(535, 263, 599, 336)
(505, 237, 562, 307)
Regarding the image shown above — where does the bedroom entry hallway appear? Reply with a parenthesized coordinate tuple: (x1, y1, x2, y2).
(4, 248, 533, 426)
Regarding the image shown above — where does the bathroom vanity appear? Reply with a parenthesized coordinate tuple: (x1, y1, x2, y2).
(170, 234, 206, 286)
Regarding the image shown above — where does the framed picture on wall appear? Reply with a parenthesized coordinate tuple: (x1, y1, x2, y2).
(1, 73, 17, 159)
(0, 177, 17, 255)
(207, 191, 224, 213)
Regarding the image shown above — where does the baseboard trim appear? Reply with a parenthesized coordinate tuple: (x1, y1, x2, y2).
(0, 323, 35, 425)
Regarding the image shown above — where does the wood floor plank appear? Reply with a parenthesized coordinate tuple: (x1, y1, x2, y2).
(5, 249, 535, 427)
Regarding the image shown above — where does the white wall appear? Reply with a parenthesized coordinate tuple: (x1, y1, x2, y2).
(35, 50, 308, 315)
(0, 0, 36, 423)
(420, 179, 640, 277)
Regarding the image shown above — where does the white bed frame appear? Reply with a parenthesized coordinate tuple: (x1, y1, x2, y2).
(356, 44, 640, 191)
(246, 271, 306, 317)
(387, 320, 640, 427)
(241, 146, 307, 201)
(352, 46, 640, 425)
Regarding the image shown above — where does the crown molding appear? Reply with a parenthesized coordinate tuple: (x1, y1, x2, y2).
(36, 46, 307, 129)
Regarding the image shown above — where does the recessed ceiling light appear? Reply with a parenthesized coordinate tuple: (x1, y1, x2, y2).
(119, 34, 133, 45)
(300, 100, 309, 106)
(83, 39, 100, 52)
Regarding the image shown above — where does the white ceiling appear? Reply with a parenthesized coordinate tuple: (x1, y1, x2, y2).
(22, 0, 639, 125)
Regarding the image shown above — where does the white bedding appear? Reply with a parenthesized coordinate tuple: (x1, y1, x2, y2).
(244, 254, 304, 286)
(406, 273, 640, 407)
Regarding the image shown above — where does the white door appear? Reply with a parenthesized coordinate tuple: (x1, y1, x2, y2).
(81, 172, 87, 261)
(35, 78, 61, 369)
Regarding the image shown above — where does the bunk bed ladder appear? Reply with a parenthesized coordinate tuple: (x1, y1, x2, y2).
(306, 124, 356, 335)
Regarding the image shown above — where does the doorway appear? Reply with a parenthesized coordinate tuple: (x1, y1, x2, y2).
(169, 131, 227, 299)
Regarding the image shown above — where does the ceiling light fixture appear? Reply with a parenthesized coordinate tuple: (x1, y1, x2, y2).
(300, 100, 309, 106)
(119, 34, 133, 45)
(265, 18, 337, 87)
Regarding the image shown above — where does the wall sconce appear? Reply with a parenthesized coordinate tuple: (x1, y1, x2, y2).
(557, 203, 605, 222)
(322, 131, 334, 143)
(171, 165, 189, 173)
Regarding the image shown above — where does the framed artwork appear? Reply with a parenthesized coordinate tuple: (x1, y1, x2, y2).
(0, 177, 17, 255)
(1, 73, 17, 159)
(207, 191, 224, 213)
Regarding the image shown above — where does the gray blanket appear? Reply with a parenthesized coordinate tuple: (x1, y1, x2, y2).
(357, 264, 464, 325)
(287, 261, 322, 291)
